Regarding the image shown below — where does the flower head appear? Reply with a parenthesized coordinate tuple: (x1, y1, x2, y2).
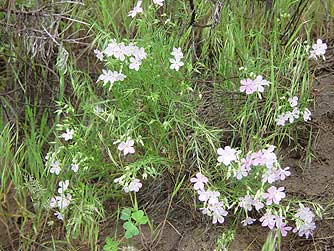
(242, 217, 256, 226)
(262, 186, 286, 205)
(259, 212, 276, 229)
(124, 178, 142, 193)
(309, 39, 327, 60)
(288, 96, 298, 107)
(129, 57, 142, 71)
(117, 138, 135, 156)
(303, 108, 311, 121)
(94, 49, 103, 61)
(217, 146, 238, 166)
(240, 78, 256, 94)
(57, 180, 69, 194)
(239, 195, 254, 211)
(295, 206, 315, 223)
(129, 1, 143, 18)
(171, 47, 183, 60)
(170, 58, 184, 71)
(71, 163, 79, 173)
(190, 172, 209, 191)
(253, 75, 270, 93)
(153, 0, 164, 6)
(277, 222, 292, 237)
(275, 114, 287, 126)
(61, 128, 74, 141)
(50, 161, 61, 175)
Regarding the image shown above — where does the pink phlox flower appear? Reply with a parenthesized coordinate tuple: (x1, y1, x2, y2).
(262, 186, 286, 205)
(309, 39, 327, 60)
(303, 108, 311, 121)
(50, 161, 61, 175)
(129, 57, 142, 71)
(169, 58, 184, 71)
(200, 207, 210, 215)
(57, 180, 69, 194)
(217, 146, 238, 166)
(239, 195, 254, 211)
(61, 128, 74, 141)
(251, 150, 265, 166)
(171, 47, 183, 60)
(234, 166, 249, 180)
(278, 222, 292, 237)
(124, 179, 142, 193)
(262, 168, 278, 184)
(54, 211, 63, 220)
(275, 114, 287, 126)
(208, 191, 220, 205)
(104, 39, 118, 57)
(198, 190, 220, 204)
(284, 111, 295, 123)
(208, 201, 228, 224)
(259, 212, 276, 229)
(117, 138, 135, 156)
(56, 193, 72, 209)
(153, 0, 164, 6)
(275, 167, 291, 181)
(253, 75, 270, 93)
(288, 96, 298, 107)
(240, 78, 257, 94)
(94, 49, 103, 61)
(97, 70, 126, 87)
(129, 1, 143, 18)
(295, 206, 315, 223)
(198, 190, 210, 202)
(293, 221, 316, 239)
(261, 145, 277, 168)
(253, 198, 264, 211)
(242, 217, 256, 226)
(240, 154, 253, 172)
(190, 172, 208, 191)
(49, 197, 58, 208)
(113, 43, 127, 61)
(133, 47, 147, 60)
(71, 163, 79, 173)
(292, 107, 300, 119)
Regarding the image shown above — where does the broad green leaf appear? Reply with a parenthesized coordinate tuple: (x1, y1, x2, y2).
(120, 208, 132, 221)
(103, 237, 118, 251)
(123, 221, 139, 239)
(132, 210, 148, 225)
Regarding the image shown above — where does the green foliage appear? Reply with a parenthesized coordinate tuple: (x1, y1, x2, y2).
(121, 208, 148, 239)
(103, 237, 119, 251)
(1, 0, 332, 250)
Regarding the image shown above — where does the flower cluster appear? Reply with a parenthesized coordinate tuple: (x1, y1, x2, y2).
(259, 213, 292, 237)
(293, 205, 316, 238)
(239, 75, 270, 98)
(112, 137, 143, 193)
(95, 40, 147, 90)
(170, 47, 184, 71)
(309, 39, 327, 60)
(190, 173, 228, 224)
(49, 180, 72, 220)
(128, 0, 164, 18)
(275, 96, 311, 126)
(217, 145, 291, 184)
(114, 175, 143, 193)
(46, 129, 80, 220)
